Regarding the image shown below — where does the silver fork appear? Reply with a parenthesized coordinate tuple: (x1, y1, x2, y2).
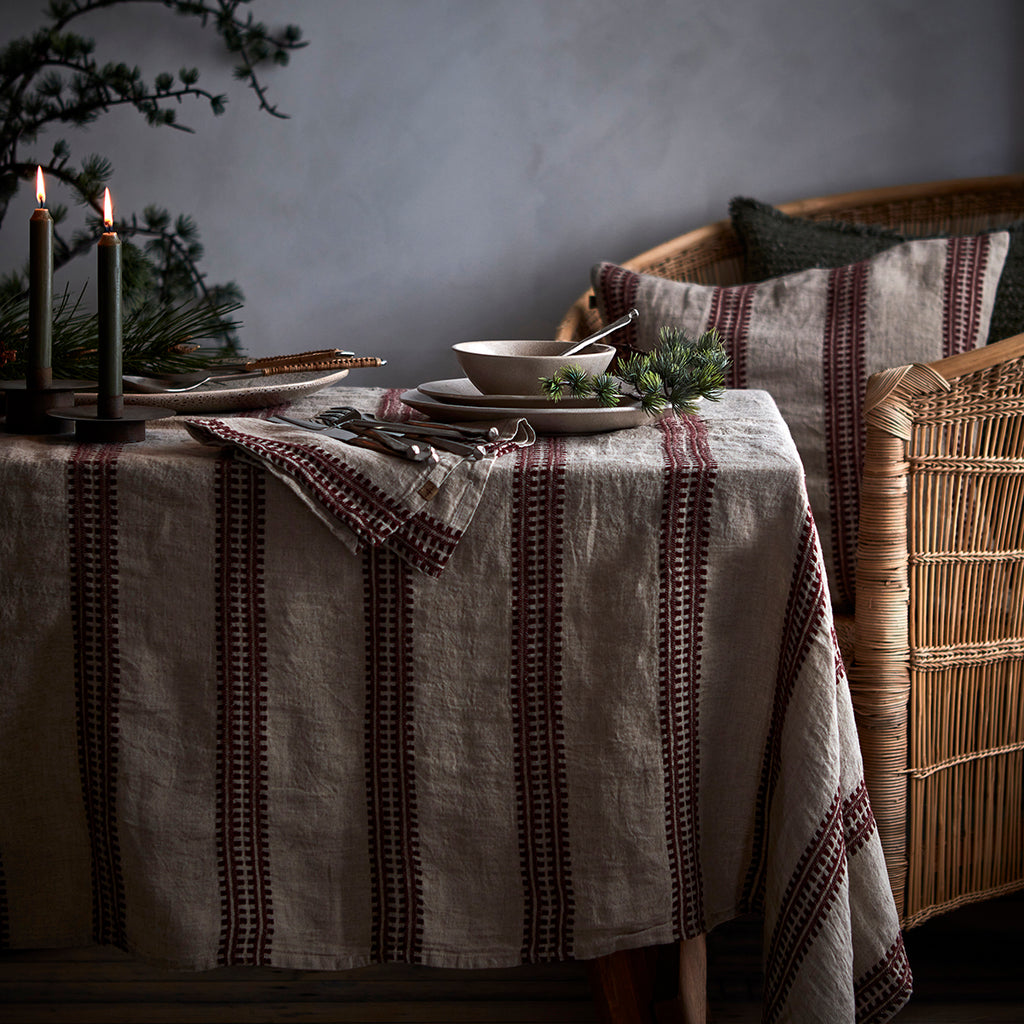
(268, 415, 435, 462)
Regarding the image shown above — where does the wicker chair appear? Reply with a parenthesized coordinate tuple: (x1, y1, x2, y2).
(557, 175, 1024, 929)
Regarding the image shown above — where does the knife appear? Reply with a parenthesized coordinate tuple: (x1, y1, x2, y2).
(268, 415, 435, 463)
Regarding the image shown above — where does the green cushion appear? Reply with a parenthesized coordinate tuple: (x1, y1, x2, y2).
(729, 196, 1024, 345)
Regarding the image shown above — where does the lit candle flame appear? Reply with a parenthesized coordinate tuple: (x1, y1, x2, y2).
(36, 166, 45, 206)
(103, 187, 113, 230)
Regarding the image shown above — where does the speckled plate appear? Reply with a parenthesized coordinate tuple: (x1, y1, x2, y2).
(400, 388, 652, 434)
(75, 369, 350, 414)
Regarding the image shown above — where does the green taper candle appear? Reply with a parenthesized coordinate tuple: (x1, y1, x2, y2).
(28, 166, 53, 390)
(97, 187, 123, 419)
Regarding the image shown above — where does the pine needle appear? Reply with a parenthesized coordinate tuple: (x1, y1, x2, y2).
(0, 289, 242, 379)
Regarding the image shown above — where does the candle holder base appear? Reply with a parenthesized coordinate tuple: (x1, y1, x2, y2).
(49, 403, 174, 443)
(0, 379, 96, 435)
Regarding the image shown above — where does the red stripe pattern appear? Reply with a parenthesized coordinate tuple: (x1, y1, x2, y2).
(595, 263, 642, 359)
(855, 935, 914, 1023)
(943, 234, 992, 355)
(364, 546, 423, 962)
(68, 444, 127, 948)
(510, 439, 575, 961)
(842, 780, 877, 857)
(215, 455, 273, 966)
(743, 514, 829, 909)
(658, 414, 716, 938)
(188, 420, 461, 577)
(763, 793, 849, 1024)
(823, 261, 869, 609)
(707, 283, 756, 387)
(764, 781, 909, 1023)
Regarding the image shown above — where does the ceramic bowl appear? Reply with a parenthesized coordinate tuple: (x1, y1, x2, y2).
(453, 340, 615, 396)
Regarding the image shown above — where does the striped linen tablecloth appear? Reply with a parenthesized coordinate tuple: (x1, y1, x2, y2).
(0, 386, 911, 1023)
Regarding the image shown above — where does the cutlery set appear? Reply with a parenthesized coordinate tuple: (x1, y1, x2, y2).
(268, 406, 500, 463)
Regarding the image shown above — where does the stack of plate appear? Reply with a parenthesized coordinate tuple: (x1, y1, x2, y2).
(400, 378, 651, 434)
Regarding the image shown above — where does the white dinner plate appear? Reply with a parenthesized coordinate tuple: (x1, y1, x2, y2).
(75, 369, 350, 414)
(417, 377, 598, 408)
(400, 388, 653, 434)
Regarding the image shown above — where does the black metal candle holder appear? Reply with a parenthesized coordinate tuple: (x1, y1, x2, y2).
(49, 400, 174, 442)
(0, 378, 96, 435)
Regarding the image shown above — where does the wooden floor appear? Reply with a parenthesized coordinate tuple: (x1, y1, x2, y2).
(1, 892, 1021, 1022)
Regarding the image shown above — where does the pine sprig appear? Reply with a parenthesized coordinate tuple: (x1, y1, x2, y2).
(0, 287, 242, 379)
(539, 325, 730, 416)
(0, 2, 305, 353)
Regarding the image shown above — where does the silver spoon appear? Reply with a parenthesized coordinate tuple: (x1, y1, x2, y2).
(122, 370, 264, 393)
(560, 307, 639, 357)
(123, 374, 214, 393)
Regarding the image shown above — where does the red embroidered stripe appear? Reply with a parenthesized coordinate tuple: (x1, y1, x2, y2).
(192, 421, 409, 539)
(68, 444, 127, 948)
(215, 455, 273, 966)
(190, 421, 461, 577)
(596, 264, 642, 357)
(823, 261, 869, 608)
(942, 235, 990, 356)
(842, 780, 877, 857)
(743, 514, 828, 910)
(387, 514, 463, 579)
(764, 792, 848, 1024)
(855, 935, 914, 1023)
(510, 438, 575, 961)
(658, 414, 715, 938)
(706, 283, 756, 387)
(364, 546, 423, 962)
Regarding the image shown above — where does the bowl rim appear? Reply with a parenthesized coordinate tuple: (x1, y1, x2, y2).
(452, 340, 615, 357)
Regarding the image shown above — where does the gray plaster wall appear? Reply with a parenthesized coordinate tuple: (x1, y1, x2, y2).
(2, 0, 1021, 388)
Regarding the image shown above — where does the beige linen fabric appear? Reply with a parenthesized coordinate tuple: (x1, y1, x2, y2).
(0, 387, 910, 1023)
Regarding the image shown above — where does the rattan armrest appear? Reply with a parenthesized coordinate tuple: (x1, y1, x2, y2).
(852, 332, 1024, 926)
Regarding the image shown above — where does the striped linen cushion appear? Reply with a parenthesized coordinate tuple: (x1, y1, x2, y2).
(592, 233, 1010, 608)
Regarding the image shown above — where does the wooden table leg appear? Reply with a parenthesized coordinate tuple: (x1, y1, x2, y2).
(654, 935, 707, 1024)
(588, 946, 658, 1024)
(588, 936, 707, 1024)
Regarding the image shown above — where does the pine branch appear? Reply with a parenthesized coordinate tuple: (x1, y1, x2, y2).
(4, 160, 216, 294)
(0, 286, 242, 379)
(45, 0, 305, 118)
(539, 326, 730, 416)
(9, 58, 226, 136)
(0, 1, 305, 354)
